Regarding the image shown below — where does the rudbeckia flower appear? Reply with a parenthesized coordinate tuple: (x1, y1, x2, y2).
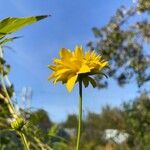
(48, 46, 108, 92)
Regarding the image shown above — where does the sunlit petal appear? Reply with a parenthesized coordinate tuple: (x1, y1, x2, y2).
(48, 46, 108, 92)
(66, 75, 78, 92)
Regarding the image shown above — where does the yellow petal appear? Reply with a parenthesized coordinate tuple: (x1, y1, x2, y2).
(55, 68, 71, 76)
(48, 73, 56, 80)
(54, 58, 62, 64)
(78, 64, 90, 74)
(53, 75, 61, 84)
(60, 48, 71, 59)
(66, 75, 78, 92)
(74, 46, 83, 59)
(85, 51, 90, 59)
(100, 61, 109, 68)
(48, 65, 56, 71)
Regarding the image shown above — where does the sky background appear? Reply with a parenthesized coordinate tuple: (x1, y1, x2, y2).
(0, 0, 149, 122)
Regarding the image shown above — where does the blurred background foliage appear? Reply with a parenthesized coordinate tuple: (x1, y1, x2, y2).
(87, 0, 150, 88)
(1, 91, 150, 149)
(1, 0, 150, 149)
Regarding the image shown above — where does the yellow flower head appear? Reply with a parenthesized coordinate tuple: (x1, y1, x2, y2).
(48, 46, 108, 92)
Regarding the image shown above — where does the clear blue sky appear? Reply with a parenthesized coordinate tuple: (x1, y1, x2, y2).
(1, 0, 149, 122)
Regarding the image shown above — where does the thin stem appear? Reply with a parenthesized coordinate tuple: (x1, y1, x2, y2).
(0, 73, 17, 118)
(0, 47, 29, 150)
(0, 47, 17, 118)
(0, 72, 29, 150)
(33, 136, 52, 150)
(76, 79, 82, 150)
(19, 132, 29, 150)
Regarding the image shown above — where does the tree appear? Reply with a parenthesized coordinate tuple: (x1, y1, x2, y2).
(61, 114, 78, 129)
(88, 1, 150, 88)
(29, 109, 53, 132)
(123, 92, 150, 149)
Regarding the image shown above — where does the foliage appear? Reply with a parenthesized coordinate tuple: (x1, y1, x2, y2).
(0, 15, 55, 150)
(88, 2, 150, 88)
(61, 114, 78, 128)
(137, 0, 150, 13)
(123, 92, 150, 149)
(1, 1, 150, 150)
(0, 15, 48, 46)
(62, 93, 150, 150)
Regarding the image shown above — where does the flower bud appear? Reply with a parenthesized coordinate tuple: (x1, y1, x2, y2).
(11, 117, 25, 131)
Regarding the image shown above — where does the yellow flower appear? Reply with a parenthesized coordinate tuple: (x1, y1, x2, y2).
(48, 46, 108, 92)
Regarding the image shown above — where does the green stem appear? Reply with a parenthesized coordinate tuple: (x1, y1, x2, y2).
(0, 47, 29, 150)
(0, 73, 29, 150)
(19, 132, 29, 150)
(33, 136, 52, 150)
(0, 73, 17, 118)
(76, 79, 82, 150)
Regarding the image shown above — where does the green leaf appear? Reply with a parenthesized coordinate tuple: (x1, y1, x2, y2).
(3, 64, 11, 76)
(88, 77, 97, 88)
(48, 125, 59, 137)
(0, 57, 6, 65)
(0, 129, 15, 134)
(53, 142, 68, 150)
(100, 72, 108, 78)
(0, 15, 49, 39)
(82, 78, 89, 88)
(0, 36, 21, 45)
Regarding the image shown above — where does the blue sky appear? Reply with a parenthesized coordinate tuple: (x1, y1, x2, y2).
(1, 0, 149, 122)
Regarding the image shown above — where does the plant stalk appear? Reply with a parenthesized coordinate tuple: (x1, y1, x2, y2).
(76, 79, 82, 150)
(0, 72, 29, 150)
(19, 132, 29, 150)
(0, 73, 17, 118)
